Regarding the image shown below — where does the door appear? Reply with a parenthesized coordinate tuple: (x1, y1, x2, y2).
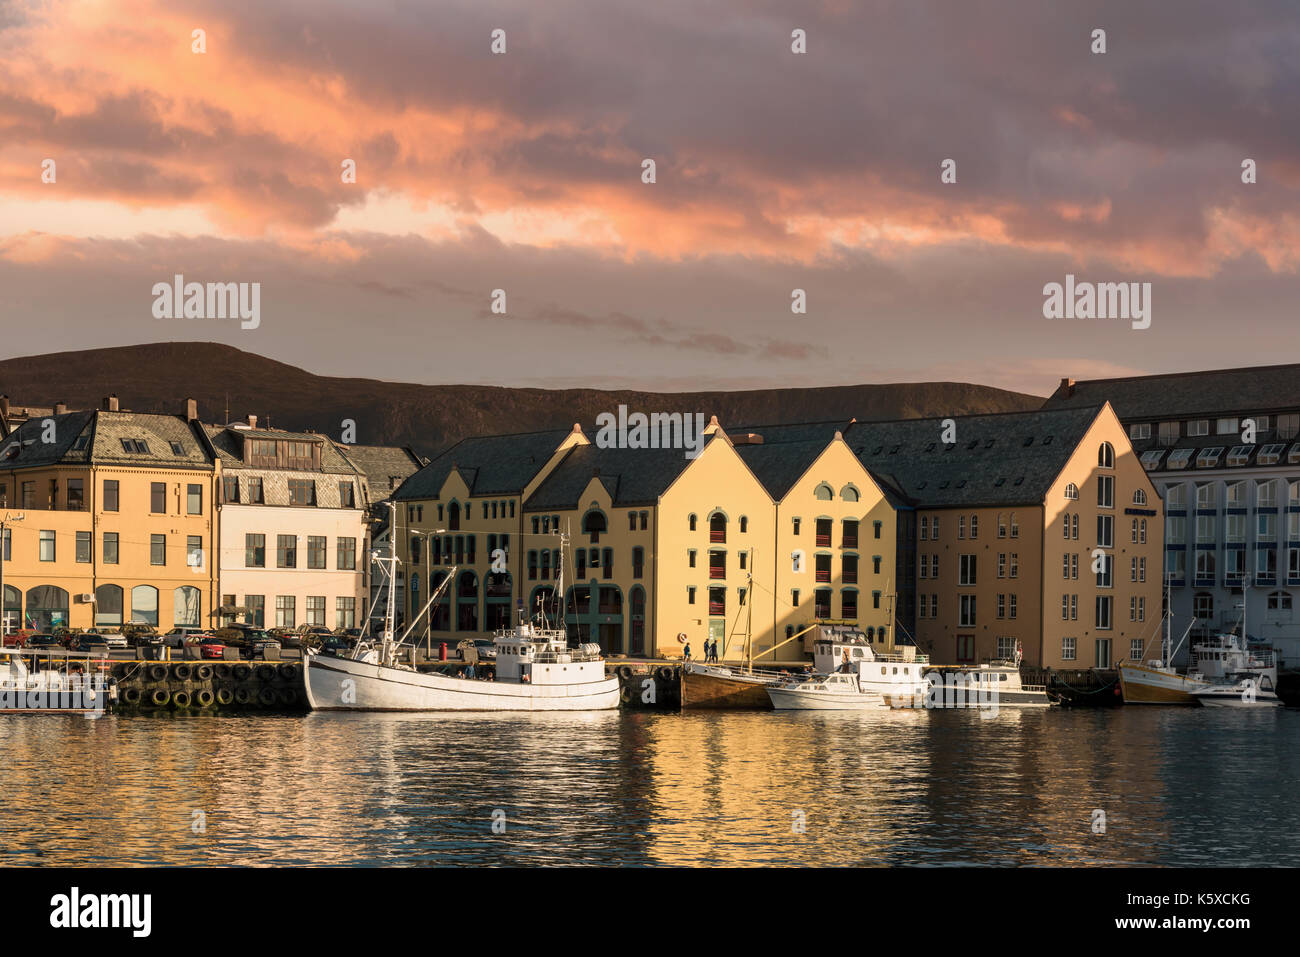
(1095, 639, 1112, 669)
(709, 619, 725, 658)
(956, 635, 975, 663)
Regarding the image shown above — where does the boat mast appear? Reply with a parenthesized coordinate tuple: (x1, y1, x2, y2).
(744, 548, 754, 674)
(383, 500, 400, 666)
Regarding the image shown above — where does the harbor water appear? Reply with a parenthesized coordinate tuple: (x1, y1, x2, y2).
(2, 707, 1297, 866)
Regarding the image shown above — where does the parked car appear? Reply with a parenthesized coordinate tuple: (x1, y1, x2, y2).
(473, 638, 498, 660)
(2, 630, 32, 649)
(100, 633, 129, 650)
(247, 631, 282, 659)
(26, 634, 61, 650)
(196, 636, 226, 659)
(272, 629, 304, 649)
(162, 626, 205, 648)
(68, 632, 114, 652)
(336, 628, 362, 641)
(318, 637, 351, 657)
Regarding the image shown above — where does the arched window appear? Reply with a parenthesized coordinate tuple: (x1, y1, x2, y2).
(739, 516, 748, 533)
(1267, 590, 1292, 612)
(1064, 483, 1079, 500)
(997, 513, 1007, 538)
(1133, 489, 1148, 505)
(709, 512, 727, 543)
(130, 585, 158, 627)
(27, 585, 70, 631)
(458, 571, 478, 598)
(94, 584, 123, 627)
(815, 483, 834, 501)
(1009, 512, 1019, 538)
(688, 513, 697, 532)
(173, 586, 201, 628)
(582, 509, 607, 543)
(1099, 442, 1115, 468)
(447, 501, 461, 530)
(840, 485, 860, 502)
(2, 584, 20, 633)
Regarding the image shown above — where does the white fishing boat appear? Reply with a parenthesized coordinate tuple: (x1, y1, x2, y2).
(812, 624, 929, 701)
(1191, 676, 1281, 708)
(766, 670, 888, 710)
(0, 649, 115, 714)
(303, 510, 619, 712)
(922, 660, 1053, 708)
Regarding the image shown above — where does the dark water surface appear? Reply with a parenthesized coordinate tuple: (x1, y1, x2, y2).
(1, 707, 1295, 866)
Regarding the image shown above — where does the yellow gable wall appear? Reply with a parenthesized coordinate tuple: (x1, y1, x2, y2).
(772, 438, 898, 662)
(1040, 404, 1164, 670)
(655, 436, 775, 661)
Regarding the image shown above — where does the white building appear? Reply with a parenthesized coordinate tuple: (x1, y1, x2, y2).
(208, 419, 368, 631)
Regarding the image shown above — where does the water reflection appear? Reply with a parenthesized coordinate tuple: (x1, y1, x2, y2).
(0, 708, 1295, 866)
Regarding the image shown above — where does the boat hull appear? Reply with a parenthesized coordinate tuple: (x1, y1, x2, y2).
(767, 687, 886, 711)
(303, 653, 621, 712)
(1193, 692, 1281, 708)
(1118, 663, 1205, 704)
(681, 664, 776, 709)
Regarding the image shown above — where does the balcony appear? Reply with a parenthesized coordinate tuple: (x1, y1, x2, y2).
(708, 601, 726, 615)
(710, 530, 726, 543)
(816, 534, 831, 547)
(709, 565, 726, 580)
(815, 570, 831, 583)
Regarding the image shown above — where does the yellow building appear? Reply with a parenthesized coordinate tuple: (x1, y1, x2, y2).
(0, 399, 218, 633)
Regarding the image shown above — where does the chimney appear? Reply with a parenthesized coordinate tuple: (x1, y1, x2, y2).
(185, 397, 198, 421)
(102, 395, 120, 412)
(1059, 377, 1076, 398)
(54, 401, 67, 415)
(246, 414, 258, 429)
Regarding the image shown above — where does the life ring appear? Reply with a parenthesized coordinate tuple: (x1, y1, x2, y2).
(676, 632, 687, 644)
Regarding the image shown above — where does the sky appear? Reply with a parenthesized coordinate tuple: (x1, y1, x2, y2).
(0, 0, 1297, 395)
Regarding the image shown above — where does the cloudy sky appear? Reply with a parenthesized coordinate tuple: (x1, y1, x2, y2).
(1, 0, 1297, 394)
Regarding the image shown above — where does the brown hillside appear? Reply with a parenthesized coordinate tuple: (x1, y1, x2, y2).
(0, 342, 1044, 458)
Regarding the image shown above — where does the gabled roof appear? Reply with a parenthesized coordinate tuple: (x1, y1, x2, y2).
(393, 429, 572, 500)
(845, 406, 1105, 508)
(0, 410, 212, 470)
(1043, 364, 1300, 420)
(204, 426, 360, 474)
(524, 440, 712, 510)
(334, 443, 424, 495)
(734, 438, 840, 500)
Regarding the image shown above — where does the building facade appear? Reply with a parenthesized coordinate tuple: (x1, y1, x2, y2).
(1046, 365, 1300, 667)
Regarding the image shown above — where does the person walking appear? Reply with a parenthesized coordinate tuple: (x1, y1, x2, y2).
(683, 641, 692, 661)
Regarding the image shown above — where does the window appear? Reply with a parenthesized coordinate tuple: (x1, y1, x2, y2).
(306, 596, 326, 627)
(639, 511, 648, 530)
(633, 547, 644, 578)
(1096, 553, 1113, 588)
(1166, 483, 1186, 508)
(1196, 447, 1223, 468)
(1096, 595, 1113, 630)
(276, 596, 296, 629)
(920, 516, 929, 540)
(689, 514, 697, 532)
(248, 477, 264, 504)
(1259, 480, 1278, 509)
(1097, 475, 1114, 508)
(246, 534, 266, 567)
(1159, 421, 1180, 446)
(339, 482, 356, 508)
(337, 537, 356, 570)
(187, 536, 203, 568)
(277, 535, 297, 568)
(710, 513, 727, 544)
(38, 529, 55, 562)
(67, 479, 84, 511)
(75, 531, 91, 563)
(1008, 514, 1018, 538)
(1097, 515, 1113, 548)
(791, 589, 799, 608)
(959, 555, 977, 586)
(959, 594, 977, 627)
(1062, 637, 1077, 661)
(245, 595, 265, 628)
(1280, 414, 1300, 440)
(1133, 489, 1147, 506)
(289, 479, 316, 506)
(792, 517, 801, 535)
(103, 532, 118, 564)
(740, 516, 748, 533)
(1098, 442, 1115, 468)
(815, 483, 833, 501)
(629, 512, 638, 531)
(842, 520, 858, 548)
(150, 534, 166, 566)
(1187, 420, 1209, 437)
(307, 536, 327, 569)
(151, 482, 166, 513)
(187, 483, 202, 515)
(1064, 484, 1078, 501)
(222, 476, 239, 503)
(873, 521, 882, 539)
(687, 586, 696, 605)
(336, 597, 357, 629)
(815, 518, 831, 547)
(1129, 423, 1151, 440)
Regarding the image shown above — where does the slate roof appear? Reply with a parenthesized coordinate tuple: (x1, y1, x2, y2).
(393, 429, 574, 500)
(0, 411, 212, 470)
(1043, 364, 1300, 420)
(203, 426, 359, 474)
(843, 406, 1105, 508)
(334, 443, 424, 496)
(734, 438, 838, 501)
(524, 438, 722, 510)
